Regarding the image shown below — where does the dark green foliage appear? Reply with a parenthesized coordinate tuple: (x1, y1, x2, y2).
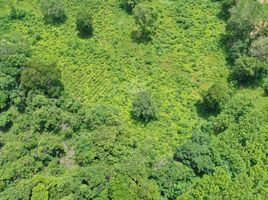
(0, 112, 12, 131)
(9, 6, 27, 20)
(232, 55, 266, 83)
(20, 63, 63, 98)
(202, 83, 231, 114)
(174, 131, 217, 176)
(40, 0, 66, 24)
(151, 159, 194, 199)
(120, 0, 140, 13)
(133, 4, 157, 41)
(76, 12, 93, 38)
(218, 0, 236, 18)
(131, 91, 157, 122)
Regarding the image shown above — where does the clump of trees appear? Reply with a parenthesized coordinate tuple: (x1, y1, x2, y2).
(224, 0, 268, 85)
(131, 91, 157, 122)
(232, 56, 266, 84)
(40, 0, 66, 24)
(133, 4, 157, 41)
(76, 12, 93, 38)
(174, 131, 218, 176)
(20, 63, 63, 98)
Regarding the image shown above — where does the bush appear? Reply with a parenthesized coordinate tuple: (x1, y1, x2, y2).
(9, 6, 27, 20)
(131, 91, 157, 122)
(0, 112, 12, 131)
(20, 63, 63, 98)
(120, 0, 140, 13)
(40, 0, 66, 24)
(232, 55, 265, 83)
(133, 4, 157, 41)
(81, 105, 120, 130)
(202, 83, 231, 114)
(76, 12, 93, 38)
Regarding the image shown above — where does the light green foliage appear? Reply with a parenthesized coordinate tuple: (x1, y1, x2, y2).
(31, 184, 48, 200)
(133, 4, 157, 41)
(131, 91, 157, 122)
(40, 0, 66, 24)
(0, 35, 30, 67)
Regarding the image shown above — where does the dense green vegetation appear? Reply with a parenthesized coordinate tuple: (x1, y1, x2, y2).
(0, 0, 267, 199)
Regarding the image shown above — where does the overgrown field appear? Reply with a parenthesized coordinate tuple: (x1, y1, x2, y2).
(0, 0, 267, 199)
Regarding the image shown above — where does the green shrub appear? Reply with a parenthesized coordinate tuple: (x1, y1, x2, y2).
(202, 83, 231, 114)
(76, 12, 93, 38)
(0, 111, 12, 131)
(131, 91, 157, 122)
(40, 0, 66, 24)
(9, 6, 27, 20)
(133, 4, 157, 41)
(81, 105, 120, 129)
(31, 184, 49, 200)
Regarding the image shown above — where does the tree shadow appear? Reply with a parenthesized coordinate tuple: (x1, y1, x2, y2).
(131, 31, 152, 44)
(77, 32, 93, 39)
(227, 72, 265, 90)
(43, 15, 67, 26)
(195, 100, 218, 119)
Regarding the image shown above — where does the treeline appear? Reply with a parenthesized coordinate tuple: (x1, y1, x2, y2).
(223, 0, 268, 87)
